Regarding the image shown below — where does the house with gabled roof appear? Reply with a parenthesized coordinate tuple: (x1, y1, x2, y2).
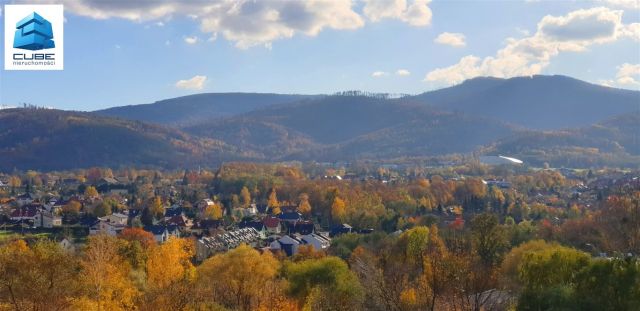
(262, 216, 281, 234)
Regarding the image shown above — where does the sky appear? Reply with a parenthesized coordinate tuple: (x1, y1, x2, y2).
(0, 0, 639, 111)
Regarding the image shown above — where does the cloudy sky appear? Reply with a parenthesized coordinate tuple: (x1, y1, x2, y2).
(1, 0, 639, 110)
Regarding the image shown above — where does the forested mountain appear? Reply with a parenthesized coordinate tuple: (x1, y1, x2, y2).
(412, 75, 639, 129)
(183, 95, 518, 161)
(3, 76, 639, 170)
(0, 109, 244, 171)
(94, 93, 318, 126)
(485, 112, 640, 167)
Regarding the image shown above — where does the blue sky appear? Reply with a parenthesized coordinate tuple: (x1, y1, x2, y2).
(1, 0, 639, 111)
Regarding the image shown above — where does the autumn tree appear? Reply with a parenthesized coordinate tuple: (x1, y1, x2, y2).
(0, 240, 80, 310)
(147, 196, 164, 220)
(84, 186, 98, 199)
(204, 202, 223, 220)
(74, 235, 139, 310)
(240, 186, 252, 207)
(298, 193, 312, 216)
(268, 188, 281, 215)
(144, 237, 195, 310)
(119, 227, 156, 249)
(62, 200, 82, 219)
(331, 197, 347, 224)
(196, 244, 281, 311)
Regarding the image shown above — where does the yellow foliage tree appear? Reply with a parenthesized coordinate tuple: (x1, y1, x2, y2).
(298, 193, 312, 216)
(204, 202, 223, 220)
(196, 244, 280, 311)
(331, 197, 347, 224)
(76, 235, 139, 310)
(240, 186, 252, 207)
(147, 237, 195, 289)
(145, 237, 196, 309)
(84, 186, 99, 198)
(268, 188, 281, 215)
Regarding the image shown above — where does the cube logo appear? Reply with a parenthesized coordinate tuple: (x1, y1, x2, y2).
(14, 12, 56, 50)
(4, 5, 64, 70)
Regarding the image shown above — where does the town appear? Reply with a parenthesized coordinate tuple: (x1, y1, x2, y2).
(0, 161, 638, 310)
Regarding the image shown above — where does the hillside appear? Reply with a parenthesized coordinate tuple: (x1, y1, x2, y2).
(0, 109, 243, 171)
(413, 75, 640, 129)
(485, 112, 640, 167)
(184, 95, 518, 161)
(95, 93, 318, 126)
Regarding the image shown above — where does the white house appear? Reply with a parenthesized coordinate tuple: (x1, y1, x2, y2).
(101, 213, 128, 226)
(301, 233, 331, 251)
(35, 211, 62, 228)
(97, 220, 126, 236)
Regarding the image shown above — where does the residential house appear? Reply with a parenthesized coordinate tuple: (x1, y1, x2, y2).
(196, 228, 261, 261)
(285, 220, 314, 235)
(102, 213, 129, 226)
(144, 225, 170, 243)
(16, 193, 37, 206)
(35, 210, 62, 228)
(10, 204, 40, 222)
(92, 213, 129, 236)
(270, 235, 302, 256)
(197, 199, 215, 213)
(191, 219, 222, 235)
(330, 223, 353, 237)
(301, 233, 331, 251)
(238, 219, 267, 239)
(263, 216, 281, 235)
(166, 215, 194, 230)
(278, 211, 302, 224)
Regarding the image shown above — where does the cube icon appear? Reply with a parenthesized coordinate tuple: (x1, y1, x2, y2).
(13, 12, 55, 50)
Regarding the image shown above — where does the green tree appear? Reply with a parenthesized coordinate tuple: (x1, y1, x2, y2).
(285, 256, 364, 310)
(93, 201, 112, 217)
(574, 257, 640, 311)
(517, 244, 590, 311)
(470, 213, 508, 267)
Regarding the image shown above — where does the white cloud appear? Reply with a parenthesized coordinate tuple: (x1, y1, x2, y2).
(615, 63, 640, 86)
(115, 44, 121, 49)
(175, 75, 207, 90)
(434, 32, 466, 47)
(598, 0, 640, 9)
(396, 69, 411, 76)
(622, 23, 640, 40)
(165, 40, 171, 46)
(372, 71, 388, 77)
(32, 0, 366, 49)
(184, 36, 199, 44)
(363, 0, 432, 26)
(425, 7, 637, 85)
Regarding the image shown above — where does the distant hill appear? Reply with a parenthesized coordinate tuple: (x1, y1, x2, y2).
(0, 109, 243, 171)
(94, 93, 318, 126)
(485, 112, 640, 167)
(3, 75, 639, 170)
(184, 95, 518, 161)
(413, 75, 640, 129)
